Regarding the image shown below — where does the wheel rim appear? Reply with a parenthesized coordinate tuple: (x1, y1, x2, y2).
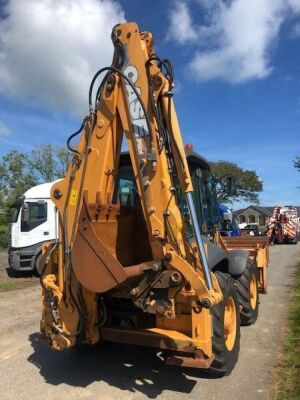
(224, 296, 237, 351)
(249, 273, 257, 309)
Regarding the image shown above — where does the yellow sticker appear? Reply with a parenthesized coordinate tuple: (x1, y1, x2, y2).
(69, 189, 78, 206)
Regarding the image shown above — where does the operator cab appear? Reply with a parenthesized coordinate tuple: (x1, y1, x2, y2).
(113, 149, 221, 239)
(183, 150, 221, 237)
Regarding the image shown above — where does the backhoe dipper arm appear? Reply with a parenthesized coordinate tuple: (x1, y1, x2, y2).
(40, 23, 222, 353)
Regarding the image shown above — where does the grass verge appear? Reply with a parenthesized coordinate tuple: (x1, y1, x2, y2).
(272, 261, 300, 400)
(0, 279, 37, 293)
(0, 280, 36, 292)
(0, 281, 24, 292)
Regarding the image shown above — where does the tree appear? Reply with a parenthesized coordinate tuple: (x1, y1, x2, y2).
(29, 144, 72, 183)
(294, 156, 300, 172)
(0, 145, 71, 247)
(0, 150, 37, 223)
(209, 160, 263, 204)
(0, 145, 71, 225)
(56, 147, 72, 178)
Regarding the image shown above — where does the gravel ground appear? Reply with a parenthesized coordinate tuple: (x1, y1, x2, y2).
(0, 244, 299, 400)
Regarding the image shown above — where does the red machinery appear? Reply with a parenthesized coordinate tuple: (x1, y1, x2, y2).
(267, 206, 298, 244)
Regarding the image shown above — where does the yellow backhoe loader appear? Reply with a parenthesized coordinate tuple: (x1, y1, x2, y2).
(40, 22, 261, 376)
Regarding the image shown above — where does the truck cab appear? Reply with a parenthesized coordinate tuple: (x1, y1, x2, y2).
(8, 182, 58, 274)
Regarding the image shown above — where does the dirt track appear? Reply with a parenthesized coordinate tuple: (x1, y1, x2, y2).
(0, 244, 299, 400)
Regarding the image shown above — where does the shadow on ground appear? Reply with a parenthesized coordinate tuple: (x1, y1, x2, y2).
(5, 267, 34, 278)
(28, 332, 214, 398)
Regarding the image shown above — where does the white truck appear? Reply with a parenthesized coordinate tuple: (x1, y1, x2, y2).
(8, 182, 58, 275)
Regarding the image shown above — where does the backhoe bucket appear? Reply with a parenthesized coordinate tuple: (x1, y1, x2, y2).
(72, 206, 127, 293)
(71, 190, 153, 293)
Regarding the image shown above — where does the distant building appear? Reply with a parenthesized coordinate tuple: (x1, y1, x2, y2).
(235, 205, 300, 232)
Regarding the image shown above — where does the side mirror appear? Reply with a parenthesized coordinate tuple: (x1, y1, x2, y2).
(226, 176, 237, 196)
(22, 203, 29, 223)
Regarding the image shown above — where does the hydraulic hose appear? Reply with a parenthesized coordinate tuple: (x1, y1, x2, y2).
(66, 120, 85, 155)
(88, 66, 153, 145)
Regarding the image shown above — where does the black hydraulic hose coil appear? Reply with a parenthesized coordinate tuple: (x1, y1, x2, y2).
(66, 120, 85, 155)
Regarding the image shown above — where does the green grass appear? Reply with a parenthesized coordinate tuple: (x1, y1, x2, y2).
(273, 262, 300, 400)
(0, 281, 24, 292)
(0, 281, 19, 292)
(0, 280, 36, 292)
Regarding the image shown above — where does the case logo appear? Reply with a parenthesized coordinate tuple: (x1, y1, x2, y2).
(123, 65, 149, 145)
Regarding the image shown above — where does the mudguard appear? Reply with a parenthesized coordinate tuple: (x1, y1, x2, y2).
(227, 249, 249, 276)
(203, 237, 229, 269)
(203, 237, 249, 277)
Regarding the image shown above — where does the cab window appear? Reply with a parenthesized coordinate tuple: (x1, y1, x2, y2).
(190, 166, 220, 234)
(113, 164, 139, 207)
(21, 202, 47, 232)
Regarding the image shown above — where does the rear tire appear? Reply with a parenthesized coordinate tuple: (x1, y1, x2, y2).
(208, 272, 240, 377)
(235, 259, 259, 326)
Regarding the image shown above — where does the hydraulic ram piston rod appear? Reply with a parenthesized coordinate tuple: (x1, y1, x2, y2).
(185, 192, 213, 290)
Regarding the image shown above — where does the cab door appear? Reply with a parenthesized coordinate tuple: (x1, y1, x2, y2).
(19, 200, 48, 247)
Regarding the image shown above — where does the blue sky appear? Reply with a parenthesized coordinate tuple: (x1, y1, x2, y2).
(0, 0, 299, 208)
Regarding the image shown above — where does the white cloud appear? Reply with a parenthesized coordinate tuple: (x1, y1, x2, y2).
(292, 22, 300, 36)
(0, 121, 10, 137)
(169, 0, 300, 83)
(168, 2, 198, 44)
(288, 0, 300, 13)
(0, 0, 125, 116)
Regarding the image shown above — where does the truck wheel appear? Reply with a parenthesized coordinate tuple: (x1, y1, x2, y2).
(235, 259, 259, 326)
(34, 253, 43, 277)
(208, 272, 240, 377)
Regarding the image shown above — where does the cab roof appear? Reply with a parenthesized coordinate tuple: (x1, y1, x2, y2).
(119, 151, 211, 171)
(23, 180, 61, 199)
